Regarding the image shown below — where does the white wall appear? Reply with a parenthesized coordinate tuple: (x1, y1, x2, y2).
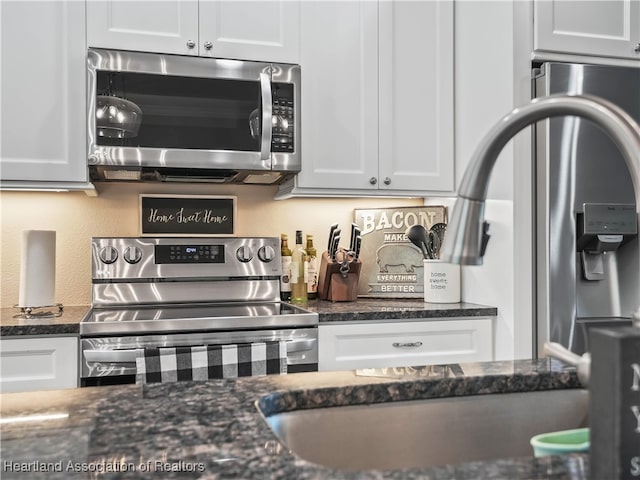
(448, 1, 523, 360)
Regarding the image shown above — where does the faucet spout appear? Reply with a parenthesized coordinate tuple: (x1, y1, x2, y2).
(440, 94, 640, 321)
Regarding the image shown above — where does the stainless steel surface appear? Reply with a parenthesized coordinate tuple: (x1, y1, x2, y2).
(262, 389, 588, 471)
(82, 327, 317, 378)
(532, 64, 640, 354)
(92, 237, 281, 282)
(543, 342, 591, 386)
(260, 72, 273, 161)
(86, 49, 301, 185)
(81, 302, 318, 335)
(82, 236, 319, 383)
(439, 91, 640, 356)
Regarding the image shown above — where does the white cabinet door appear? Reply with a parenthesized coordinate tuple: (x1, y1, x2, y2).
(295, 1, 379, 190)
(534, 0, 640, 60)
(319, 318, 494, 372)
(278, 0, 455, 198)
(378, 0, 454, 192)
(0, 337, 78, 393)
(87, 0, 199, 56)
(0, 1, 88, 184)
(199, 1, 299, 63)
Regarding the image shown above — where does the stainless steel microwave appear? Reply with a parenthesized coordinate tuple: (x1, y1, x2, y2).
(87, 49, 300, 185)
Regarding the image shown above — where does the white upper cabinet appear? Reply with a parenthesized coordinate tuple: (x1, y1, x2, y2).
(87, 0, 300, 63)
(199, 1, 299, 63)
(293, 1, 380, 191)
(534, 0, 640, 60)
(378, 0, 454, 192)
(87, 1, 199, 56)
(0, 1, 90, 187)
(277, 0, 454, 197)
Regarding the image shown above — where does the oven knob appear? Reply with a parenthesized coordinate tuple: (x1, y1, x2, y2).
(236, 246, 253, 263)
(123, 246, 142, 264)
(99, 246, 118, 264)
(258, 245, 276, 263)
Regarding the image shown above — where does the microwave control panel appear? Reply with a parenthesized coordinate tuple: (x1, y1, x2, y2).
(272, 83, 294, 153)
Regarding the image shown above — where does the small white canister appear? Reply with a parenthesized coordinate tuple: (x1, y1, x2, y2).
(423, 260, 461, 303)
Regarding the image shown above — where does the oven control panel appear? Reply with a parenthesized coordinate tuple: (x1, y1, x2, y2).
(92, 237, 281, 280)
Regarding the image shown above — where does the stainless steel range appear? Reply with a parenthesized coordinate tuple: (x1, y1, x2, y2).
(80, 237, 318, 386)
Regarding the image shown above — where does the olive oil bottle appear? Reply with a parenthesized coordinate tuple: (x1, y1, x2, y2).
(306, 234, 318, 300)
(290, 230, 308, 305)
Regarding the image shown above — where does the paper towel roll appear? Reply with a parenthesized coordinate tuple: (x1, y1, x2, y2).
(18, 230, 56, 308)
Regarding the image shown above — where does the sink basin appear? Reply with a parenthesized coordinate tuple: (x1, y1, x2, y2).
(262, 389, 589, 471)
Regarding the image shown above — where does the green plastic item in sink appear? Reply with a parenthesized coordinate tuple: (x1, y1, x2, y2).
(530, 427, 590, 457)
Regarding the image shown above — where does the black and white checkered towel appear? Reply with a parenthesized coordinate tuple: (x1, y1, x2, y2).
(135, 341, 287, 384)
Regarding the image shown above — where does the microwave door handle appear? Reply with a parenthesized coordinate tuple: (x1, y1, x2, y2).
(259, 72, 273, 161)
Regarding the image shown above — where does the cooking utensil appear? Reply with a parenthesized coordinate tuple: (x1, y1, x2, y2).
(430, 223, 447, 259)
(543, 341, 591, 386)
(426, 230, 441, 260)
(405, 224, 430, 259)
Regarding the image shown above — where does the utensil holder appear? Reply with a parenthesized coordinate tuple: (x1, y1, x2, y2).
(317, 251, 361, 302)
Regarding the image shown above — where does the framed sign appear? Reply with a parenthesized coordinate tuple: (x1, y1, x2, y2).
(354, 206, 447, 298)
(140, 195, 236, 237)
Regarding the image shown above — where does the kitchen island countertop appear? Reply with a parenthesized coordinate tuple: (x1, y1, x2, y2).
(0, 300, 496, 337)
(0, 358, 587, 479)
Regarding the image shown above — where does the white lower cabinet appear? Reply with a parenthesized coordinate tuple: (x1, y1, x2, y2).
(0, 337, 78, 393)
(319, 318, 494, 372)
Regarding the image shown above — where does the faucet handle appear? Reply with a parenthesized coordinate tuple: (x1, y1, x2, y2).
(480, 222, 491, 257)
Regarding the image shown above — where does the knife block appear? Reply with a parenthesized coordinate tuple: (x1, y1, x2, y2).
(317, 251, 361, 302)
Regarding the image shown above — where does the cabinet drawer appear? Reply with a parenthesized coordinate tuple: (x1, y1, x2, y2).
(319, 318, 493, 371)
(0, 337, 78, 393)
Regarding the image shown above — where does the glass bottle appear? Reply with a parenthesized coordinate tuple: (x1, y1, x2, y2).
(306, 234, 318, 300)
(280, 234, 292, 301)
(290, 230, 308, 305)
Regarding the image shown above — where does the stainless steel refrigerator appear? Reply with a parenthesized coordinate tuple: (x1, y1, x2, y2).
(534, 62, 640, 355)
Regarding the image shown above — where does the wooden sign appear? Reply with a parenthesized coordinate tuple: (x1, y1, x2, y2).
(354, 206, 447, 298)
(140, 195, 236, 237)
(589, 326, 640, 479)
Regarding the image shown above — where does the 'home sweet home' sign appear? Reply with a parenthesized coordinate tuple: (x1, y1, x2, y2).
(139, 195, 236, 237)
(590, 326, 640, 479)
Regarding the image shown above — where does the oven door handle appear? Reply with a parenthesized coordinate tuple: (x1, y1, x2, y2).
(84, 339, 316, 363)
(287, 339, 316, 353)
(84, 349, 137, 363)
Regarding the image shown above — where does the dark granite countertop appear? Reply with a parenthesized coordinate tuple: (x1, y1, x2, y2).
(309, 298, 497, 323)
(0, 300, 496, 337)
(0, 359, 588, 479)
(0, 305, 88, 336)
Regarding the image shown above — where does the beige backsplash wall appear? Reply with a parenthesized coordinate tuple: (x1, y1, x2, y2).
(0, 183, 423, 308)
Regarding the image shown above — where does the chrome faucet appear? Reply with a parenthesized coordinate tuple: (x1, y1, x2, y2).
(440, 94, 640, 328)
